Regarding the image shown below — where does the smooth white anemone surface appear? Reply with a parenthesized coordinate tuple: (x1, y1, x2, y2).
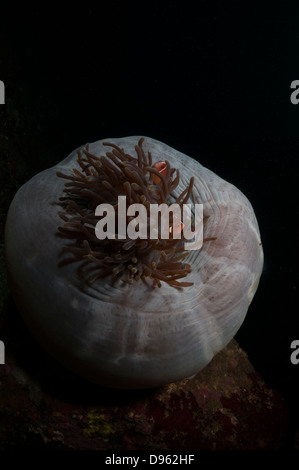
(5, 136, 263, 389)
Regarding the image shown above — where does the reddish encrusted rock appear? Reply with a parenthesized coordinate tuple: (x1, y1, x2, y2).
(0, 305, 288, 450)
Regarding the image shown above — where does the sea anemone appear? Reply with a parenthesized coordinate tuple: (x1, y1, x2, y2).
(5, 136, 263, 389)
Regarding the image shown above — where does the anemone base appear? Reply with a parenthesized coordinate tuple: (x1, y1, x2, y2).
(0, 299, 288, 450)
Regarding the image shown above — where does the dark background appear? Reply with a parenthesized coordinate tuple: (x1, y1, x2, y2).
(0, 2, 298, 446)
